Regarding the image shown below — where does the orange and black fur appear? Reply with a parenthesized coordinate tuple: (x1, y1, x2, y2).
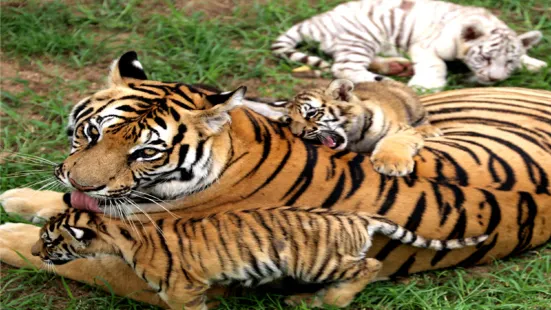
(255, 78, 443, 176)
(1, 51, 550, 308)
(33, 208, 486, 309)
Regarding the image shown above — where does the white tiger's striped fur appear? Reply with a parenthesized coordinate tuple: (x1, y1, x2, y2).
(272, 0, 546, 90)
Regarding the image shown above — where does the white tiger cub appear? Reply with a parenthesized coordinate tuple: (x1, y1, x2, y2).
(272, 0, 547, 90)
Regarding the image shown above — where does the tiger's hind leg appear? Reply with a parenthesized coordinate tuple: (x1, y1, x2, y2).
(370, 125, 424, 176)
(321, 258, 382, 307)
(164, 283, 209, 310)
(370, 56, 414, 77)
(284, 258, 382, 308)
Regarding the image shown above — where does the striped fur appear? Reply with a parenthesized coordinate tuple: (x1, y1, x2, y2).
(1, 52, 550, 307)
(33, 208, 487, 309)
(269, 78, 442, 176)
(272, 0, 546, 90)
(55, 52, 249, 207)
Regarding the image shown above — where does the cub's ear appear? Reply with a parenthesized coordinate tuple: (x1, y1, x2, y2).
(196, 86, 247, 136)
(461, 23, 485, 41)
(518, 31, 542, 49)
(63, 226, 96, 244)
(326, 79, 355, 101)
(108, 51, 148, 87)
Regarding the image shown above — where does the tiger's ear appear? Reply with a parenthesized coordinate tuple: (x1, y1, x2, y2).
(461, 24, 485, 41)
(518, 31, 542, 49)
(326, 79, 355, 101)
(195, 86, 247, 136)
(108, 51, 148, 87)
(63, 226, 96, 244)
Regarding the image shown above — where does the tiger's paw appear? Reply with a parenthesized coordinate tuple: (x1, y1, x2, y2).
(370, 151, 415, 176)
(0, 188, 68, 222)
(521, 55, 548, 72)
(416, 125, 443, 138)
(0, 222, 43, 269)
(284, 292, 324, 308)
(371, 57, 414, 77)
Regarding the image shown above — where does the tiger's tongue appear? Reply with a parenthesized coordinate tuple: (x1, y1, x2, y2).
(71, 191, 101, 213)
(321, 135, 336, 148)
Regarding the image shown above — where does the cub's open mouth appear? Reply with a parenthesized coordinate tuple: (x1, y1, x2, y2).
(46, 259, 72, 266)
(318, 132, 345, 149)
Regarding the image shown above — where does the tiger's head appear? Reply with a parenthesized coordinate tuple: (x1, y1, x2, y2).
(55, 51, 247, 212)
(31, 209, 112, 265)
(459, 25, 543, 84)
(286, 79, 364, 151)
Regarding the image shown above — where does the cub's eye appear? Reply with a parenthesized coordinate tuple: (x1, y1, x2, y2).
(129, 148, 162, 162)
(305, 110, 318, 119)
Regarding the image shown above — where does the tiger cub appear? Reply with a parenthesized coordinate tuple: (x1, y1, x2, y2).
(272, 0, 546, 90)
(283, 78, 441, 176)
(32, 208, 487, 309)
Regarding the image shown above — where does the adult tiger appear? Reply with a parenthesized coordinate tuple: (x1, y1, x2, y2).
(1, 51, 550, 307)
(271, 0, 547, 90)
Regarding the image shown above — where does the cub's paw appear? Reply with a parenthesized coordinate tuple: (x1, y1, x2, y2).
(371, 151, 415, 176)
(416, 125, 443, 138)
(0, 188, 67, 222)
(284, 293, 324, 308)
(0, 223, 42, 269)
(371, 57, 414, 77)
(408, 76, 446, 93)
(521, 55, 548, 72)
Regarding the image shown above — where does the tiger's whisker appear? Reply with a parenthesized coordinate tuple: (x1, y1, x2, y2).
(2, 152, 58, 166)
(130, 190, 178, 219)
(131, 189, 172, 205)
(1, 158, 56, 167)
(21, 176, 56, 189)
(123, 199, 166, 238)
(121, 198, 145, 241)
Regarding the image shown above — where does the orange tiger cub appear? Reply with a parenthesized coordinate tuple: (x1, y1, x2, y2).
(281, 79, 442, 176)
(32, 208, 487, 309)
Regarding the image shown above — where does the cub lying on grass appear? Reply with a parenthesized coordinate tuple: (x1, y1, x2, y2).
(32, 207, 487, 309)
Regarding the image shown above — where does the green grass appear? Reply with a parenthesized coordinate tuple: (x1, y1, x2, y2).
(1, 0, 550, 309)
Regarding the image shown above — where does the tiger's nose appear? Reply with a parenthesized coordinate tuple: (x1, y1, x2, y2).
(31, 242, 41, 256)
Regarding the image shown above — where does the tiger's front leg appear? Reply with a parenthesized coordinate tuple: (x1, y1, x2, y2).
(370, 126, 424, 176)
(407, 46, 447, 92)
(0, 188, 69, 222)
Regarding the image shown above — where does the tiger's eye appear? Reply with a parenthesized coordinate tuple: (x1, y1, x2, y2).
(143, 149, 157, 156)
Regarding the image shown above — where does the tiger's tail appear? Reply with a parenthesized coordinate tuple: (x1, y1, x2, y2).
(271, 21, 331, 75)
(367, 215, 488, 250)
